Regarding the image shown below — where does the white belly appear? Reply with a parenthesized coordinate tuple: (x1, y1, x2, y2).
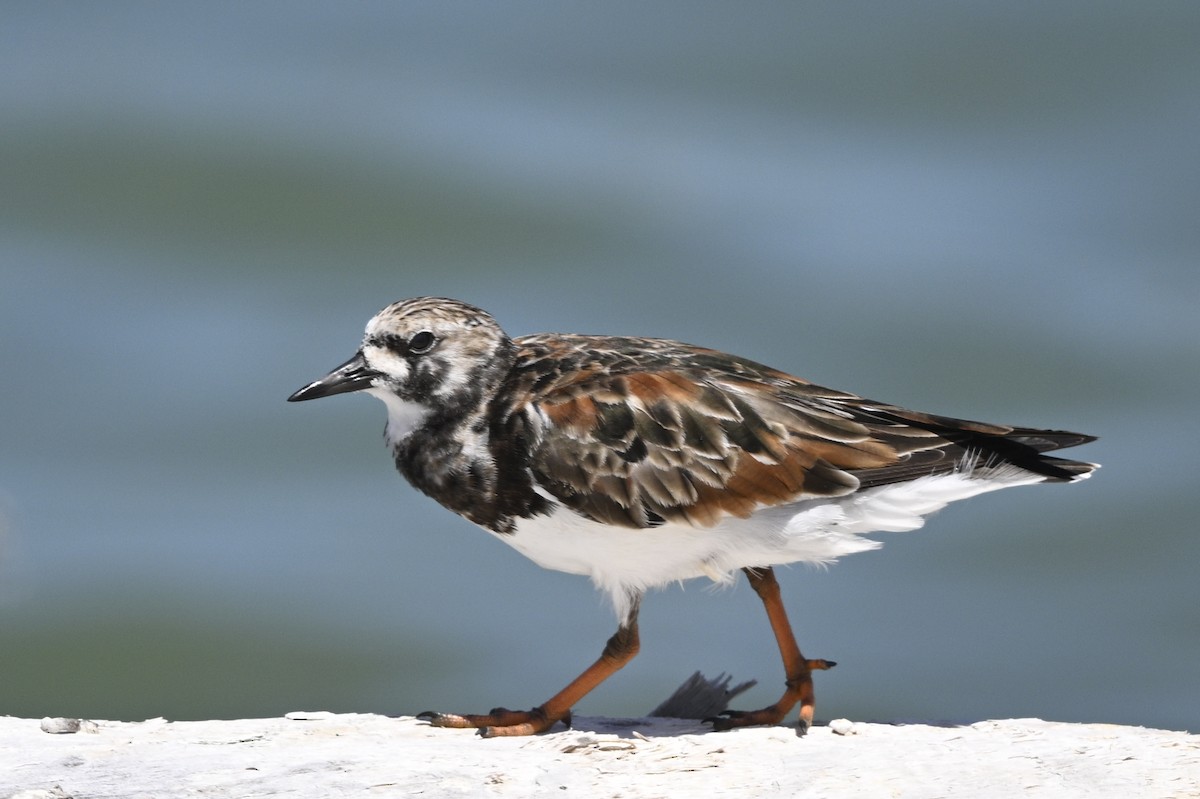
(499, 466, 1044, 620)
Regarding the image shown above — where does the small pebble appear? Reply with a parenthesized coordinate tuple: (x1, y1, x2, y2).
(829, 718, 857, 736)
(11, 789, 73, 799)
(285, 711, 337, 721)
(40, 717, 80, 734)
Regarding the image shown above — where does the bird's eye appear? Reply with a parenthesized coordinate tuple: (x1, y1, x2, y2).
(408, 331, 437, 354)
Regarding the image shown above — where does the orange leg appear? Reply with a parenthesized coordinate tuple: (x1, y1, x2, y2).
(707, 567, 835, 734)
(418, 599, 641, 737)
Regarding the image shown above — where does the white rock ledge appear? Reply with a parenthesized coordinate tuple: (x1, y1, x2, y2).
(2, 713, 1196, 798)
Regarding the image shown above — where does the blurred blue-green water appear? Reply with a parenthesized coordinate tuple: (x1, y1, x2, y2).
(2, 3, 1197, 732)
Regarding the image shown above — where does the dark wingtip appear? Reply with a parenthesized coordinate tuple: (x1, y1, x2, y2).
(1008, 429, 1098, 453)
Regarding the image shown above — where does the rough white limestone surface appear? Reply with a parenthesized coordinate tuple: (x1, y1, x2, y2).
(2, 713, 1197, 798)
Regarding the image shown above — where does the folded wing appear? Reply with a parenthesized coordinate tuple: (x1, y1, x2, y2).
(503, 336, 1096, 530)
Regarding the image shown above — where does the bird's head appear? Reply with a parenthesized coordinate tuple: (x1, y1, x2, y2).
(288, 297, 515, 445)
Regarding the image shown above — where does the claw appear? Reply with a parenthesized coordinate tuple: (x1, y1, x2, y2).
(415, 710, 476, 728)
(703, 714, 739, 732)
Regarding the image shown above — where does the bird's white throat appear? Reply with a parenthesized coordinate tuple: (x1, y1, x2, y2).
(366, 387, 431, 446)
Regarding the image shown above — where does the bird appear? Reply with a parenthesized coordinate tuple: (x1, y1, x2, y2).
(288, 296, 1097, 737)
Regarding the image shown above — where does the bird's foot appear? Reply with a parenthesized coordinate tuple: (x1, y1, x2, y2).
(704, 705, 792, 732)
(703, 658, 835, 736)
(416, 706, 570, 737)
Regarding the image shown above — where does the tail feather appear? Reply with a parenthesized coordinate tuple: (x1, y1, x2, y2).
(959, 427, 1097, 482)
(851, 412, 1098, 488)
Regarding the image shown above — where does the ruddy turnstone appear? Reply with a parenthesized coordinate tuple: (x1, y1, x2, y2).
(288, 296, 1097, 737)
